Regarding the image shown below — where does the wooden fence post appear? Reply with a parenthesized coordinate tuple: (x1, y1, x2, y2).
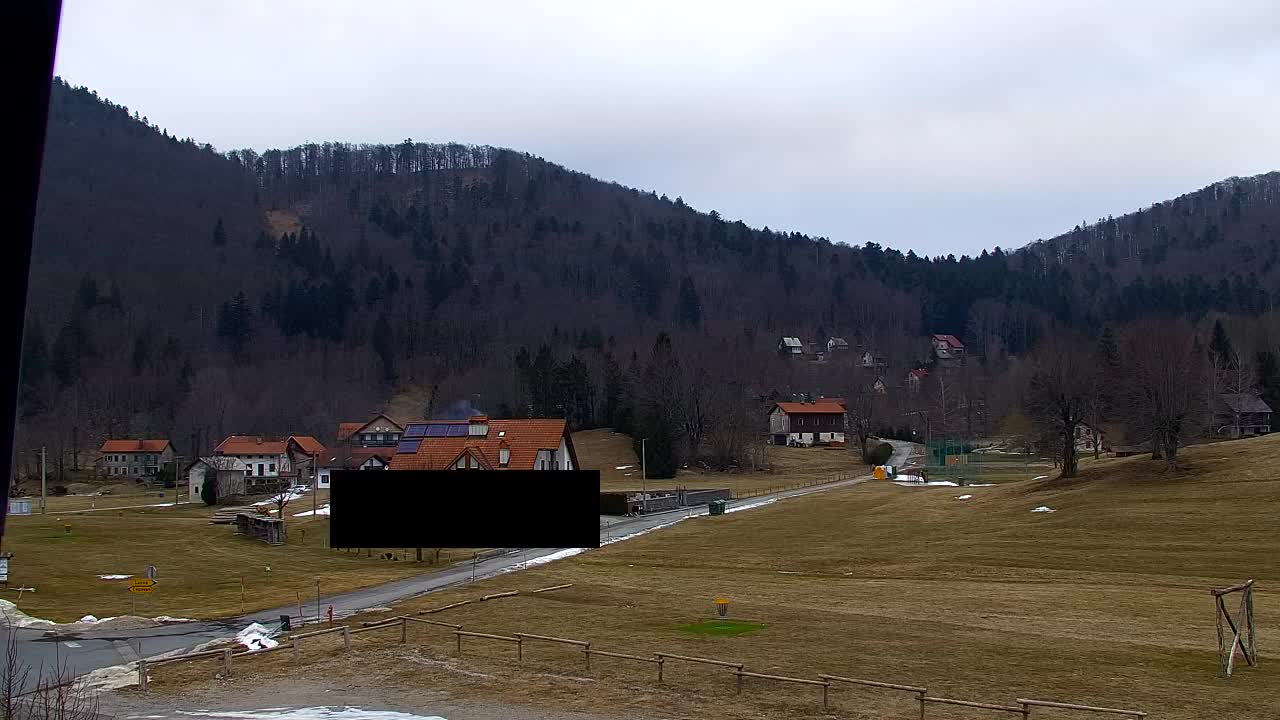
(517, 637, 523, 662)
(222, 648, 232, 677)
(584, 642, 591, 670)
(293, 640, 301, 662)
(918, 690, 926, 720)
(342, 627, 351, 651)
(657, 657, 664, 683)
(401, 617, 408, 644)
(137, 659, 148, 694)
(456, 632, 463, 656)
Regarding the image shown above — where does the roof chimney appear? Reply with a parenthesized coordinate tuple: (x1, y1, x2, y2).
(468, 416, 489, 437)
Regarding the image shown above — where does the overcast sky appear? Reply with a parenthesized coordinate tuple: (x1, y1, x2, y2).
(52, 1, 1280, 256)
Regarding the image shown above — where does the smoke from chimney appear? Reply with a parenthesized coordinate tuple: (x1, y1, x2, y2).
(440, 399, 484, 420)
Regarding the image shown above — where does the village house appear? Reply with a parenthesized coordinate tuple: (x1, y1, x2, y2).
(212, 435, 325, 483)
(768, 399, 847, 447)
(335, 413, 404, 448)
(389, 416, 579, 470)
(932, 334, 967, 366)
(906, 368, 929, 394)
(872, 376, 887, 394)
(860, 351, 887, 369)
(187, 456, 249, 504)
(778, 336, 804, 356)
(97, 439, 175, 478)
(827, 337, 850, 354)
(1213, 393, 1273, 438)
(1074, 422, 1108, 452)
(316, 446, 392, 488)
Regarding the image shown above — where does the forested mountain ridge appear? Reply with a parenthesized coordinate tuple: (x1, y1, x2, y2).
(15, 78, 1280, 470)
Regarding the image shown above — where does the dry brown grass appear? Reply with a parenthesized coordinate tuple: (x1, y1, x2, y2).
(2, 494, 475, 622)
(148, 434, 1279, 719)
(576, 428, 858, 495)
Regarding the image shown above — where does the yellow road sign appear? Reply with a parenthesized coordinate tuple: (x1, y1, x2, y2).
(130, 578, 156, 590)
(128, 585, 152, 593)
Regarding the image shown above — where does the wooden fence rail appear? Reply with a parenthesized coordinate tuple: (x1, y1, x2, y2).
(403, 616, 462, 629)
(922, 696, 1029, 719)
(514, 632, 590, 668)
(531, 583, 574, 593)
(818, 673, 927, 695)
(1017, 699, 1147, 718)
(583, 649, 664, 681)
(733, 670, 831, 709)
(454, 630, 522, 659)
(138, 614, 1145, 720)
(654, 652, 744, 670)
(288, 625, 351, 661)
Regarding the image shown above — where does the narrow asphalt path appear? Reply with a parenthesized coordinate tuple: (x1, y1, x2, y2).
(3, 440, 916, 688)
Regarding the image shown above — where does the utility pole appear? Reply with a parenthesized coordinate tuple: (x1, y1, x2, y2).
(641, 438, 647, 514)
(312, 452, 317, 518)
(40, 447, 46, 514)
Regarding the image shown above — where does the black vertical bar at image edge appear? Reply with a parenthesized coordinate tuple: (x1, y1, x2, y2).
(2, 1, 64, 546)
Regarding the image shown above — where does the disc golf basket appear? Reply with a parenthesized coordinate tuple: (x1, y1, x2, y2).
(715, 598, 729, 618)
(1212, 578, 1257, 677)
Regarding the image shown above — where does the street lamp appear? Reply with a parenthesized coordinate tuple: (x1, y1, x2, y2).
(641, 438, 647, 514)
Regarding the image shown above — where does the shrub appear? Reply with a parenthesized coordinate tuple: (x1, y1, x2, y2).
(865, 442, 893, 466)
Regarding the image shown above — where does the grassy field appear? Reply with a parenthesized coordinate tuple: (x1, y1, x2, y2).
(150, 434, 1279, 720)
(2, 491, 478, 623)
(576, 428, 862, 496)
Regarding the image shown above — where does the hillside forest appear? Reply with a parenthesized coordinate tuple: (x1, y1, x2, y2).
(15, 78, 1280, 480)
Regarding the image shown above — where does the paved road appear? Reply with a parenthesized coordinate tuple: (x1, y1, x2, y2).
(3, 440, 915, 689)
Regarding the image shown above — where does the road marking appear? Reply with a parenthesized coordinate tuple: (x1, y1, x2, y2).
(63, 641, 80, 648)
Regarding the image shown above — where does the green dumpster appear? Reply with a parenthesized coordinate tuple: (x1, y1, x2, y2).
(708, 500, 727, 516)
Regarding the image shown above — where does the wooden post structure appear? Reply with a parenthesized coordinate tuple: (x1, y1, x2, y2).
(1212, 578, 1258, 677)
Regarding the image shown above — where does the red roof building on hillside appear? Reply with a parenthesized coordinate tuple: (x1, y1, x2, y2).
(335, 423, 364, 443)
(214, 436, 289, 456)
(389, 416, 578, 471)
(289, 435, 326, 455)
(97, 439, 175, 478)
(99, 439, 172, 454)
(931, 334, 967, 363)
(768, 401, 848, 447)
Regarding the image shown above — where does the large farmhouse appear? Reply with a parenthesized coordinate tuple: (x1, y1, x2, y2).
(389, 416, 578, 470)
(768, 399, 848, 447)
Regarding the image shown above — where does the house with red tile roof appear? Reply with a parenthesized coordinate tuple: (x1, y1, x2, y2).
(932, 334, 966, 365)
(335, 413, 404, 448)
(97, 439, 174, 478)
(316, 446, 392, 488)
(906, 367, 929, 393)
(768, 401, 847, 447)
(212, 435, 326, 484)
(389, 416, 578, 471)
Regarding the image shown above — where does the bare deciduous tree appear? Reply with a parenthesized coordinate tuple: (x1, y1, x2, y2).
(1024, 333, 1098, 478)
(1121, 318, 1204, 469)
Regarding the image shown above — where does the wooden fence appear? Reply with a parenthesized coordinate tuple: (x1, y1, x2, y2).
(139, 611, 1147, 718)
(734, 473, 851, 500)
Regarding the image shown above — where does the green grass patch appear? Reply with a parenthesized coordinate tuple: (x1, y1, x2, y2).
(677, 619, 765, 636)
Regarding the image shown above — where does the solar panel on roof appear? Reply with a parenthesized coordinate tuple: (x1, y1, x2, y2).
(397, 440, 422, 454)
(446, 425, 468, 437)
(424, 424, 449, 437)
(403, 425, 427, 438)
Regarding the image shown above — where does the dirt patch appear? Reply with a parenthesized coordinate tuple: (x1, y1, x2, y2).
(265, 209, 303, 239)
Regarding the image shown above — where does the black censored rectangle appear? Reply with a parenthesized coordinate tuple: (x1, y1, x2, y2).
(328, 470, 601, 548)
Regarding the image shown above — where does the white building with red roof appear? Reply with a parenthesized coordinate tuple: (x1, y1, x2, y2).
(767, 399, 848, 447)
(97, 439, 174, 478)
(932, 334, 966, 364)
(389, 416, 577, 471)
